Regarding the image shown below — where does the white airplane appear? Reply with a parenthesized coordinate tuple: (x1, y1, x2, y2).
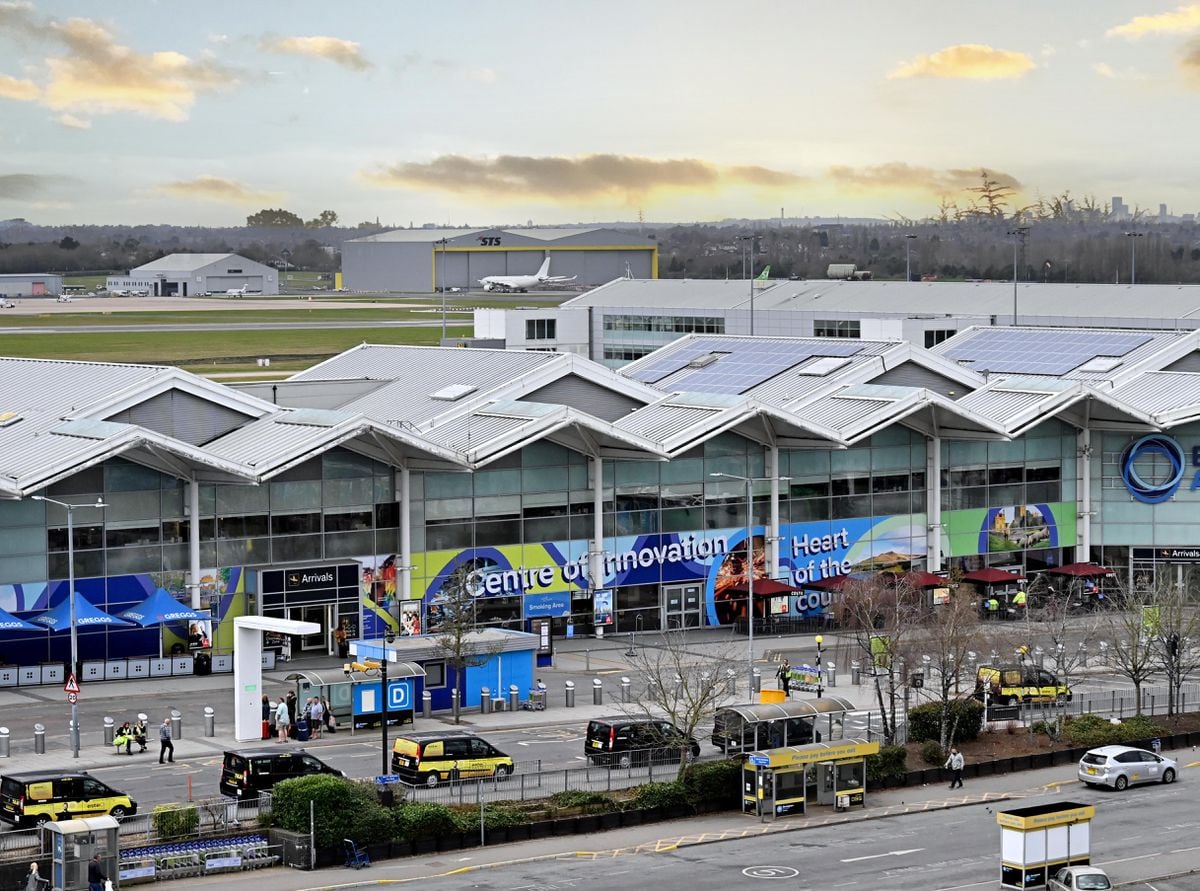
(225, 285, 248, 296)
(478, 257, 576, 293)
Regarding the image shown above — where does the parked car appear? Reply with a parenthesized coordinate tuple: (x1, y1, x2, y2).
(1048, 865, 1111, 890)
(585, 717, 699, 768)
(0, 771, 136, 827)
(219, 748, 343, 799)
(1078, 745, 1177, 790)
(0, 299, 14, 309)
(391, 731, 513, 786)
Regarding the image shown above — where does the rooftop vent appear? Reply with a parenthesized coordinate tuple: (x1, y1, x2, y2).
(430, 383, 478, 401)
(686, 353, 724, 369)
(0, 411, 22, 428)
(798, 357, 852, 376)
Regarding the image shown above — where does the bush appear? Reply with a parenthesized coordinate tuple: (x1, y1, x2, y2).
(681, 759, 742, 809)
(152, 803, 199, 840)
(1114, 714, 1164, 743)
(452, 803, 527, 832)
(548, 791, 618, 813)
(907, 700, 985, 744)
(631, 782, 692, 813)
(866, 745, 908, 784)
(1062, 714, 1116, 747)
(272, 775, 391, 850)
(392, 802, 458, 841)
(920, 740, 946, 766)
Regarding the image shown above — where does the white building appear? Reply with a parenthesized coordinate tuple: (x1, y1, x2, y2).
(107, 253, 277, 297)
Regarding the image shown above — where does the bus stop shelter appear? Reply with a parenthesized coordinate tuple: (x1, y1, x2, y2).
(997, 801, 1094, 889)
(741, 738, 879, 820)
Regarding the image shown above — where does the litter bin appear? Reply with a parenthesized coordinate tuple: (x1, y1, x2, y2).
(103, 717, 115, 746)
(193, 652, 212, 676)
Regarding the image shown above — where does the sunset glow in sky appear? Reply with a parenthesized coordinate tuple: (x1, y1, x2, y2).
(1, 1, 1197, 225)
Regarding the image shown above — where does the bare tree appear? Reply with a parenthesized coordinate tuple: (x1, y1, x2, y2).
(1103, 580, 1161, 715)
(1147, 569, 1200, 718)
(920, 590, 985, 750)
(624, 633, 739, 778)
(428, 563, 503, 723)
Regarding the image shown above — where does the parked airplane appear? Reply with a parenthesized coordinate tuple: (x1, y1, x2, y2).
(478, 257, 576, 293)
(225, 285, 249, 296)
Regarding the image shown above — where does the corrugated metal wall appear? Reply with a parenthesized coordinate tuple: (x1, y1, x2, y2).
(107, 391, 251, 445)
(521, 374, 643, 422)
(870, 364, 966, 399)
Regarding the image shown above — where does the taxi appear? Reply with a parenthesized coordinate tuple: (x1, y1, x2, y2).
(391, 731, 513, 786)
(0, 771, 137, 827)
(1078, 745, 1177, 790)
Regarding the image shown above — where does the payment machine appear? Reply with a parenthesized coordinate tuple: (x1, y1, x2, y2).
(741, 739, 878, 820)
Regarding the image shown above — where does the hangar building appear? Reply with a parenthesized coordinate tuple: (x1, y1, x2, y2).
(342, 227, 657, 292)
(0, 273, 63, 297)
(107, 253, 278, 297)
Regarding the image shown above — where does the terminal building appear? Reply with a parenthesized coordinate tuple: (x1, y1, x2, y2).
(106, 253, 278, 297)
(2, 325, 1200, 668)
(342, 227, 658, 292)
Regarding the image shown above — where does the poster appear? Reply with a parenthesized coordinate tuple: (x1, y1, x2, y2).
(187, 610, 212, 650)
(593, 589, 613, 626)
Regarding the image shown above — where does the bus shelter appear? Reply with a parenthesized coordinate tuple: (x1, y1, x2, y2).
(712, 696, 857, 754)
(741, 738, 879, 820)
(996, 802, 1094, 889)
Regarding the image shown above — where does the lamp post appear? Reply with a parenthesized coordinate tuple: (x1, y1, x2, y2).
(1125, 231, 1144, 285)
(815, 635, 825, 698)
(904, 234, 917, 282)
(1007, 227, 1030, 325)
(280, 249, 291, 293)
(32, 494, 106, 759)
(734, 234, 758, 335)
(710, 471, 790, 691)
(434, 238, 449, 341)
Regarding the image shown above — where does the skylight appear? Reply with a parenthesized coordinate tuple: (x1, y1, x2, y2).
(430, 384, 478, 401)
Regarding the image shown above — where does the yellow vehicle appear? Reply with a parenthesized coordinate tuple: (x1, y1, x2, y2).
(974, 665, 1071, 706)
(0, 772, 137, 827)
(390, 731, 513, 787)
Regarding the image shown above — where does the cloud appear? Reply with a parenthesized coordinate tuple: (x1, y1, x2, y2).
(888, 43, 1036, 80)
(360, 153, 808, 202)
(260, 34, 371, 71)
(0, 2, 238, 121)
(55, 112, 89, 129)
(0, 73, 38, 101)
(827, 163, 1022, 195)
(1107, 4, 1200, 38)
(0, 173, 71, 200)
(157, 176, 283, 204)
(1181, 39, 1200, 85)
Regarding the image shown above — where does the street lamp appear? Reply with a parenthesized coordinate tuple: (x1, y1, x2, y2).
(1007, 227, 1030, 325)
(904, 234, 917, 282)
(815, 635, 825, 698)
(1125, 232, 1144, 285)
(434, 238, 449, 341)
(710, 471, 790, 692)
(279, 249, 291, 293)
(32, 494, 106, 759)
(734, 234, 758, 335)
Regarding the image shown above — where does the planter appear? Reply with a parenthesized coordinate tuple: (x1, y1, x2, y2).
(412, 837, 437, 855)
(576, 815, 600, 834)
(621, 809, 644, 826)
(599, 812, 622, 830)
(528, 821, 553, 839)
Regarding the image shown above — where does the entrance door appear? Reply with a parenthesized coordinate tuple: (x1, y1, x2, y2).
(290, 605, 329, 652)
(663, 584, 702, 629)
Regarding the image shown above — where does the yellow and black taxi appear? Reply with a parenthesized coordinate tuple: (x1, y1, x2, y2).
(975, 664, 1071, 706)
(219, 748, 343, 799)
(0, 772, 137, 827)
(391, 731, 513, 786)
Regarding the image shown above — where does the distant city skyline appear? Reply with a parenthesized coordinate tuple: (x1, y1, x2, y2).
(1, 1, 1198, 226)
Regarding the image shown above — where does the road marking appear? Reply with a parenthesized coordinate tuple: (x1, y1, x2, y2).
(1186, 761, 1200, 769)
(742, 866, 800, 879)
(1168, 845, 1200, 853)
(840, 848, 924, 863)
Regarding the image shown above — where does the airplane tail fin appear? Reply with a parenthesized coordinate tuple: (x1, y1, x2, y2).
(755, 265, 771, 280)
(537, 257, 551, 279)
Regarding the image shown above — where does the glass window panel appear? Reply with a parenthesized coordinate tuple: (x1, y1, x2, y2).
(522, 441, 570, 467)
(832, 495, 870, 519)
(323, 477, 374, 507)
(787, 449, 830, 477)
(661, 484, 702, 508)
(989, 466, 1024, 485)
(831, 448, 871, 473)
(661, 457, 703, 484)
(48, 549, 104, 579)
(0, 499, 44, 527)
(105, 525, 161, 547)
(475, 519, 519, 546)
(2, 525, 45, 554)
(216, 485, 269, 514)
(159, 485, 184, 519)
(1025, 435, 1062, 461)
(872, 492, 910, 516)
(990, 485, 1024, 505)
(104, 461, 163, 493)
(425, 522, 472, 550)
(324, 510, 374, 532)
(426, 497, 473, 521)
(706, 502, 744, 531)
(271, 513, 321, 536)
(217, 538, 268, 565)
(662, 507, 704, 532)
(325, 531, 377, 558)
(424, 471, 471, 499)
(567, 464, 589, 489)
(705, 434, 749, 457)
(615, 510, 659, 536)
(615, 461, 659, 486)
(988, 439, 1026, 463)
(374, 474, 395, 504)
(270, 480, 321, 511)
(375, 502, 399, 529)
(103, 490, 161, 522)
(789, 498, 830, 522)
(475, 495, 521, 518)
(323, 450, 377, 478)
(474, 468, 522, 496)
(832, 476, 870, 496)
(871, 445, 912, 471)
(524, 516, 571, 542)
(947, 440, 987, 465)
(0, 553, 46, 585)
(105, 545, 161, 575)
(523, 466, 568, 493)
(1026, 482, 1061, 503)
(1026, 465, 1061, 482)
(272, 535, 322, 563)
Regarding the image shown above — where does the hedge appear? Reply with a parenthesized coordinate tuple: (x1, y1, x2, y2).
(681, 759, 743, 809)
(866, 745, 908, 784)
(272, 775, 392, 850)
(1062, 714, 1165, 748)
(152, 803, 199, 840)
(907, 700, 984, 744)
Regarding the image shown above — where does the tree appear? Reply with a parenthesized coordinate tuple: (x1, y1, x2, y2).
(1146, 569, 1200, 718)
(246, 208, 304, 228)
(58, 236, 79, 250)
(306, 210, 339, 228)
(921, 589, 985, 750)
(428, 562, 504, 723)
(1103, 580, 1160, 715)
(624, 632, 738, 778)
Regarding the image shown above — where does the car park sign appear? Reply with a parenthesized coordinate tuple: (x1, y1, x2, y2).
(353, 678, 414, 716)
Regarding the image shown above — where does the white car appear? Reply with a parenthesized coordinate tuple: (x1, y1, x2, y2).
(1048, 865, 1111, 890)
(57, 295, 72, 303)
(0, 299, 14, 309)
(1078, 744, 1177, 790)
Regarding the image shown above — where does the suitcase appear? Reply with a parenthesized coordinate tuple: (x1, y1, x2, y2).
(261, 719, 270, 741)
(295, 719, 310, 742)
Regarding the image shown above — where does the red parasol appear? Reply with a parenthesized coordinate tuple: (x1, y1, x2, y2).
(962, 568, 1026, 585)
(1045, 562, 1113, 579)
(882, 570, 948, 590)
(724, 578, 804, 597)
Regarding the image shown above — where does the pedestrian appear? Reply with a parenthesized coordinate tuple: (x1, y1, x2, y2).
(133, 718, 148, 753)
(25, 861, 48, 891)
(158, 717, 174, 764)
(945, 746, 964, 789)
(321, 697, 336, 734)
(335, 622, 349, 659)
(275, 697, 291, 743)
(777, 659, 791, 697)
(286, 691, 298, 738)
(86, 852, 106, 891)
(309, 696, 324, 739)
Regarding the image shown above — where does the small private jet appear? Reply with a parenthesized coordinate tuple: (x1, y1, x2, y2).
(478, 257, 576, 293)
(225, 285, 249, 297)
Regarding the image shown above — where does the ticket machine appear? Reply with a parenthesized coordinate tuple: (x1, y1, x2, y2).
(741, 739, 878, 820)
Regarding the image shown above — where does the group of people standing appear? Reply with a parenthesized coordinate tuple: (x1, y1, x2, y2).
(263, 691, 335, 741)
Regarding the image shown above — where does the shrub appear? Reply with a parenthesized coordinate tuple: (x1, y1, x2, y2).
(548, 790, 618, 811)
(920, 740, 946, 766)
(152, 803, 199, 840)
(1113, 714, 1164, 743)
(907, 700, 985, 744)
(452, 803, 527, 832)
(681, 759, 743, 809)
(1062, 714, 1116, 747)
(393, 802, 458, 841)
(631, 782, 692, 813)
(272, 775, 391, 850)
(866, 745, 908, 784)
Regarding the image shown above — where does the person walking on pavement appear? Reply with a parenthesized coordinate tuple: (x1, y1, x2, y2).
(777, 658, 791, 698)
(25, 861, 48, 891)
(275, 697, 291, 743)
(335, 623, 349, 660)
(945, 746, 964, 789)
(86, 852, 106, 891)
(158, 717, 174, 764)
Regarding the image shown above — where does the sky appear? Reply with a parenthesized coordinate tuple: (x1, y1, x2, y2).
(0, 1, 1198, 227)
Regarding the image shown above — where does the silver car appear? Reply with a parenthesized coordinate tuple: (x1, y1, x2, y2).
(1078, 744, 1177, 790)
(1048, 866, 1111, 890)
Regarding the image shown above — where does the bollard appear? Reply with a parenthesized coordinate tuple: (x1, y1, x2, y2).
(481, 687, 492, 714)
(203, 706, 215, 738)
(103, 716, 115, 746)
(752, 668, 762, 694)
(508, 684, 519, 713)
(34, 723, 45, 755)
(451, 688, 460, 722)
(851, 661, 861, 685)
(0, 727, 8, 758)
(620, 676, 631, 704)
(170, 708, 182, 740)
(422, 689, 432, 719)
(592, 678, 603, 706)
(565, 680, 575, 708)
(826, 662, 837, 688)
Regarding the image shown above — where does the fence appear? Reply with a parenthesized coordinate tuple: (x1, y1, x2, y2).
(1059, 683, 1200, 720)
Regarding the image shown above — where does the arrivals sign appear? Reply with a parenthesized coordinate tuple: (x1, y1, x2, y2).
(1132, 547, 1200, 562)
(285, 565, 337, 591)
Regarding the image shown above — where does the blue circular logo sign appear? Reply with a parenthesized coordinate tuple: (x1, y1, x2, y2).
(1120, 434, 1185, 504)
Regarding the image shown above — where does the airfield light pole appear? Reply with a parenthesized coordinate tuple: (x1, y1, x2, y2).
(435, 238, 449, 342)
(33, 495, 106, 759)
(1125, 232, 1144, 285)
(1007, 227, 1030, 325)
(904, 234, 917, 282)
(735, 235, 758, 335)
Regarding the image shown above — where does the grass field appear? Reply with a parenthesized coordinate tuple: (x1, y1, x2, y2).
(63, 275, 109, 290)
(0, 308, 467, 327)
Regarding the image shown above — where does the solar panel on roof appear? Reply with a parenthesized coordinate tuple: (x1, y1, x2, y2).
(668, 340, 863, 395)
(942, 329, 1151, 376)
(627, 341, 722, 383)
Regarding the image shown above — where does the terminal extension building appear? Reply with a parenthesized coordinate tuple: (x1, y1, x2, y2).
(106, 253, 278, 297)
(4, 325, 1200, 665)
(342, 227, 658, 292)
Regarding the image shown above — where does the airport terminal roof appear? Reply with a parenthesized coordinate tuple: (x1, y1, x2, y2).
(565, 278, 777, 309)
